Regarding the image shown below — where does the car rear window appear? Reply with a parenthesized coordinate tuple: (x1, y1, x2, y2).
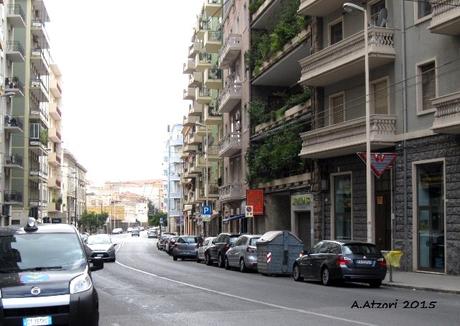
(182, 237, 197, 243)
(249, 237, 260, 246)
(229, 236, 239, 244)
(342, 244, 379, 255)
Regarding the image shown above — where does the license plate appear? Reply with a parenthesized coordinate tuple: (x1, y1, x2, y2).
(23, 316, 52, 326)
(97, 254, 104, 257)
(356, 260, 373, 265)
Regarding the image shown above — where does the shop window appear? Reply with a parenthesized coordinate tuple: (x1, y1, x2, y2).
(332, 173, 352, 240)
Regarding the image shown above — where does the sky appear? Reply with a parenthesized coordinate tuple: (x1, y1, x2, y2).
(45, 0, 203, 185)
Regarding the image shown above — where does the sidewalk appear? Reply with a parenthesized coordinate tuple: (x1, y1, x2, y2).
(383, 270, 460, 294)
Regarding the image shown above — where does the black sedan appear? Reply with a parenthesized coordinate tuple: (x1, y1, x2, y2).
(292, 241, 387, 288)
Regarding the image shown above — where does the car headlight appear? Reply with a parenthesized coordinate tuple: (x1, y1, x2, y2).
(70, 273, 92, 294)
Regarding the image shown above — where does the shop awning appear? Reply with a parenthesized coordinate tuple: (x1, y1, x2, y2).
(223, 214, 245, 223)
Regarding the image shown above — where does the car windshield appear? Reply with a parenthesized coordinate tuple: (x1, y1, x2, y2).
(343, 244, 379, 255)
(249, 237, 260, 246)
(182, 237, 197, 243)
(229, 236, 239, 244)
(87, 235, 111, 245)
(0, 233, 85, 273)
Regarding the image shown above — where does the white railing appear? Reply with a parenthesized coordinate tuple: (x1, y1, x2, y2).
(219, 183, 243, 201)
(219, 34, 242, 65)
(219, 132, 241, 155)
(432, 91, 460, 131)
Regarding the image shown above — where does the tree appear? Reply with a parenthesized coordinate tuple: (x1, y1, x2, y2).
(80, 211, 108, 233)
(148, 211, 167, 227)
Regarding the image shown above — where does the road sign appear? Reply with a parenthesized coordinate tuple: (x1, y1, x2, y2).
(202, 205, 212, 222)
(160, 217, 164, 224)
(245, 205, 254, 218)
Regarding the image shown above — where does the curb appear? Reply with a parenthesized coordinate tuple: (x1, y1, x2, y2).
(383, 282, 460, 295)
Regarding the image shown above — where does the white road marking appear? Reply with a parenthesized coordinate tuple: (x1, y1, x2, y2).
(114, 258, 378, 326)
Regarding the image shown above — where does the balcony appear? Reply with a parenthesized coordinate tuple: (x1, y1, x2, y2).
(189, 103, 203, 116)
(31, 19, 50, 49)
(219, 34, 242, 68)
(183, 87, 196, 100)
(47, 201, 62, 213)
(195, 53, 213, 72)
(49, 103, 62, 120)
(431, 91, 460, 134)
(195, 87, 212, 104)
(4, 191, 23, 205)
(49, 128, 62, 143)
(6, 4, 26, 28)
(188, 71, 203, 88)
(298, 0, 346, 16)
(299, 114, 397, 159)
(5, 155, 24, 169)
(48, 175, 62, 189)
(207, 145, 220, 161)
(30, 106, 49, 127)
(218, 78, 242, 113)
(183, 143, 198, 153)
(219, 132, 242, 157)
(4, 116, 24, 133)
(189, 41, 203, 58)
(204, 105, 222, 125)
(6, 41, 25, 62)
(183, 114, 200, 127)
(30, 78, 49, 102)
(183, 58, 195, 74)
(204, 0, 222, 17)
(50, 77, 62, 98)
(204, 30, 222, 53)
(219, 184, 244, 202)
(204, 68, 222, 89)
(31, 47, 50, 75)
(429, 0, 460, 35)
(29, 136, 48, 155)
(257, 172, 311, 191)
(299, 27, 395, 87)
(30, 168, 48, 182)
(189, 131, 203, 145)
(195, 154, 207, 169)
(48, 152, 62, 166)
(4, 77, 24, 97)
(195, 125, 207, 137)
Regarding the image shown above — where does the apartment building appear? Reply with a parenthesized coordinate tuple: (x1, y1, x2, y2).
(163, 124, 183, 233)
(1, 0, 51, 225)
(46, 63, 62, 222)
(181, 0, 223, 236)
(297, 0, 460, 274)
(62, 149, 87, 225)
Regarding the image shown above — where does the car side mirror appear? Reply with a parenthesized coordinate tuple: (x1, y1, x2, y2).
(212, 240, 217, 244)
(303, 249, 311, 255)
(90, 258, 104, 272)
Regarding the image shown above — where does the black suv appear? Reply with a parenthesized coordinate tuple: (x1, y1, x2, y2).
(205, 233, 240, 267)
(0, 218, 103, 326)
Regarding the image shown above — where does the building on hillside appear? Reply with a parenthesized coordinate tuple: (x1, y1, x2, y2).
(104, 179, 164, 211)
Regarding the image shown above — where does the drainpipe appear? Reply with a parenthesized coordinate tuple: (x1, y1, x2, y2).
(400, 0, 409, 270)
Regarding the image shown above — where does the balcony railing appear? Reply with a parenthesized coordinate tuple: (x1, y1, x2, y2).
(6, 41, 25, 62)
(299, 27, 395, 86)
(218, 77, 242, 113)
(183, 58, 195, 74)
(204, 104, 222, 124)
(189, 41, 203, 58)
(6, 4, 26, 27)
(195, 52, 213, 71)
(4, 116, 24, 131)
(219, 184, 243, 202)
(431, 91, 460, 134)
(5, 77, 24, 95)
(429, 0, 460, 35)
(219, 132, 242, 157)
(219, 34, 242, 68)
(5, 155, 23, 167)
(4, 191, 23, 203)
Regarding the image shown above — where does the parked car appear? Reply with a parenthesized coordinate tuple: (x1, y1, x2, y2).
(292, 240, 387, 287)
(225, 234, 261, 272)
(127, 227, 133, 233)
(112, 228, 123, 234)
(165, 236, 179, 255)
(197, 237, 215, 263)
(147, 228, 158, 238)
(205, 233, 240, 267)
(157, 233, 175, 250)
(131, 228, 140, 237)
(171, 236, 201, 261)
(86, 234, 117, 262)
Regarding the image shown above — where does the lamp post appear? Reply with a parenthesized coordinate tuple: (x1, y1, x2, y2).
(193, 121, 209, 237)
(343, 2, 373, 243)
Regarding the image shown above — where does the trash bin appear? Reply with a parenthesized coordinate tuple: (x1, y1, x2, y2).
(384, 250, 404, 268)
(256, 231, 304, 275)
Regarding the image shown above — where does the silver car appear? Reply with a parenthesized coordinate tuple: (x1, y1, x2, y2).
(86, 234, 117, 262)
(224, 234, 261, 272)
(172, 236, 201, 261)
(197, 237, 215, 263)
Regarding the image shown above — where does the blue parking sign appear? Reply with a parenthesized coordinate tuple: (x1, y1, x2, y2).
(202, 205, 211, 216)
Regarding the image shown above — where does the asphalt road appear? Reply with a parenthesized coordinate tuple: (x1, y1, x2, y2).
(93, 233, 460, 326)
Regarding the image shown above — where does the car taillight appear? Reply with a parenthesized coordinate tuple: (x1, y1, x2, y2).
(337, 255, 352, 267)
(223, 244, 229, 251)
(377, 257, 386, 268)
(247, 246, 256, 253)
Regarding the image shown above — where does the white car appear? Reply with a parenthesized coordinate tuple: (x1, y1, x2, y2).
(112, 228, 123, 234)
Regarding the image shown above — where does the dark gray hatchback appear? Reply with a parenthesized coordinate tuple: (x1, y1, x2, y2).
(0, 219, 103, 326)
(293, 240, 387, 288)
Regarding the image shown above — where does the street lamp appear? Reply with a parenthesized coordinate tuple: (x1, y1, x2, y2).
(343, 2, 373, 243)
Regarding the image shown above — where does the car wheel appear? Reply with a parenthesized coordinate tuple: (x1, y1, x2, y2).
(205, 252, 212, 266)
(224, 256, 230, 270)
(369, 280, 382, 288)
(196, 256, 201, 263)
(239, 258, 247, 273)
(321, 267, 332, 286)
(173, 256, 178, 261)
(218, 254, 225, 268)
(293, 264, 303, 282)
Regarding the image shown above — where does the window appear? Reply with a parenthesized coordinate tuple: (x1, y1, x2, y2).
(329, 20, 343, 45)
(417, 0, 432, 19)
(370, 0, 387, 27)
(371, 78, 389, 114)
(417, 61, 436, 113)
(416, 161, 444, 272)
(333, 174, 352, 240)
(329, 93, 345, 124)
